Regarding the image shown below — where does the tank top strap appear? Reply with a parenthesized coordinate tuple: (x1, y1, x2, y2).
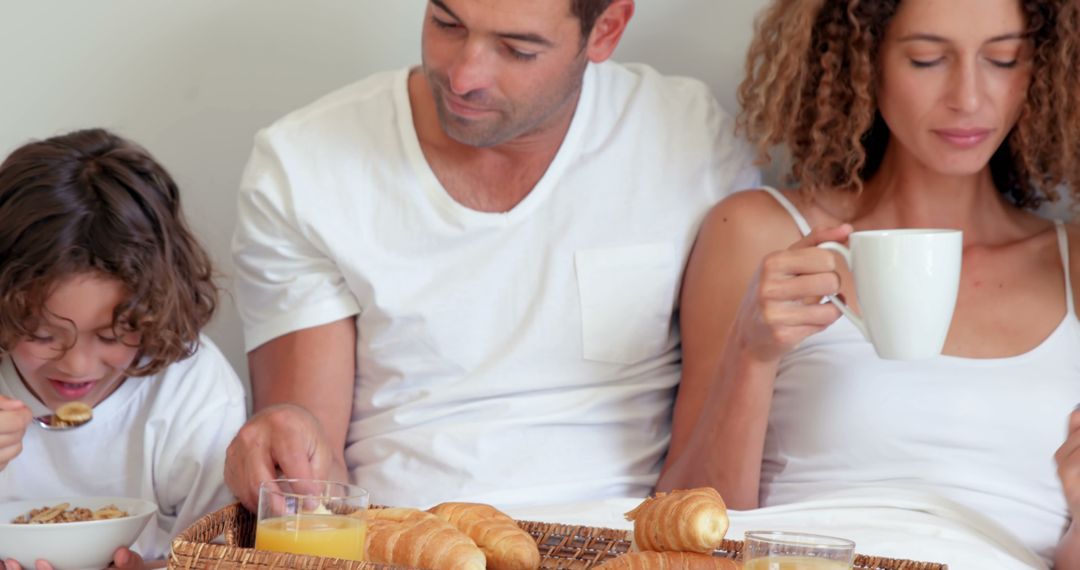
(758, 186, 812, 237)
(1055, 220, 1074, 314)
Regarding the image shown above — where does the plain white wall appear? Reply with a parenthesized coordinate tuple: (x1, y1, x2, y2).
(0, 0, 768, 382)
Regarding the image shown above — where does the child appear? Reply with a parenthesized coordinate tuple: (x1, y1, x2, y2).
(0, 129, 247, 568)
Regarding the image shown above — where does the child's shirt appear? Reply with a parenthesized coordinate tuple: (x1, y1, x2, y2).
(0, 335, 247, 559)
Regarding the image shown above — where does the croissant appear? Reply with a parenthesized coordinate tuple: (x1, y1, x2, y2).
(366, 507, 486, 570)
(593, 551, 742, 570)
(624, 488, 729, 553)
(428, 502, 541, 570)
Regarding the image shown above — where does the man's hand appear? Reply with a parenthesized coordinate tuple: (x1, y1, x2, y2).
(0, 396, 32, 471)
(225, 403, 339, 511)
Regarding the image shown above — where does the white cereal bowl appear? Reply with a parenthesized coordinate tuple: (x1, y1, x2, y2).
(0, 496, 156, 570)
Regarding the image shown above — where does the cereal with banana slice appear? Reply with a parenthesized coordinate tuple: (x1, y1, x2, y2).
(50, 402, 93, 428)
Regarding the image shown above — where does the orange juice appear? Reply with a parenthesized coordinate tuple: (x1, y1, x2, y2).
(744, 557, 851, 570)
(255, 513, 367, 561)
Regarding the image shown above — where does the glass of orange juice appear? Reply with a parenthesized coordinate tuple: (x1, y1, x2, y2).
(743, 530, 855, 570)
(254, 478, 369, 561)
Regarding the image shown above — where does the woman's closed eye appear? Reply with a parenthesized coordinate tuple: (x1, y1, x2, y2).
(908, 55, 1020, 69)
(984, 49, 1022, 69)
(910, 57, 945, 68)
(906, 49, 946, 68)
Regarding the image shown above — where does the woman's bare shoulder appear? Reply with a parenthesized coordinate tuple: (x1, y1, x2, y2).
(702, 187, 807, 244)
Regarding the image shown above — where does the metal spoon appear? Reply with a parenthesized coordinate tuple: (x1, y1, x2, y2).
(33, 402, 94, 431)
(33, 413, 92, 430)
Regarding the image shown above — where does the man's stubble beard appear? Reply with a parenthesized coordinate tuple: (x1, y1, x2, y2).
(426, 59, 587, 149)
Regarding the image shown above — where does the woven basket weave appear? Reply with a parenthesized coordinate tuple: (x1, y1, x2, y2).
(169, 503, 947, 570)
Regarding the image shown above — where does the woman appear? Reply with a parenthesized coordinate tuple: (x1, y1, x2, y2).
(658, 0, 1080, 566)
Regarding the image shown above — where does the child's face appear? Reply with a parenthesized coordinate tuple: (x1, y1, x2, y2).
(10, 273, 141, 410)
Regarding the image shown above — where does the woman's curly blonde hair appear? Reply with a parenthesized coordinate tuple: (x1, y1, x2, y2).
(738, 0, 1080, 208)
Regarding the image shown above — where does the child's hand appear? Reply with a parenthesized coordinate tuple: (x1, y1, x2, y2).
(110, 546, 165, 569)
(0, 396, 32, 471)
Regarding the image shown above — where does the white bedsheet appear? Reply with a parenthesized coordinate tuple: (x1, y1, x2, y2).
(502, 487, 1048, 570)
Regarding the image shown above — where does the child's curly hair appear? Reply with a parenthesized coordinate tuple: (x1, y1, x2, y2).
(738, 0, 1080, 209)
(0, 128, 217, 376)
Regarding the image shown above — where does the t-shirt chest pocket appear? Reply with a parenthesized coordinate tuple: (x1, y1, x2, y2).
(574, 242, 680, 365)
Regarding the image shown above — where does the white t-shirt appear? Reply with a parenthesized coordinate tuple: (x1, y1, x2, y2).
(233, 62, 759, 508)
(0, 336, 247, 560)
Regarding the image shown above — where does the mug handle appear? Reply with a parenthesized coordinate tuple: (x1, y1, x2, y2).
(816, 241, 871, 341)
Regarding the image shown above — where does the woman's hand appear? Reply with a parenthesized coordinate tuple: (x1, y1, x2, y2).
(733, 224, 853, 363)
(1056, 408, 1080, 518)
(0, 396, 32, 471)
(1055, 408, 1080, 569)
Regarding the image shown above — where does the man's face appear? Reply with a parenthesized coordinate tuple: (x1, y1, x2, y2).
(421, 0, 591, 148)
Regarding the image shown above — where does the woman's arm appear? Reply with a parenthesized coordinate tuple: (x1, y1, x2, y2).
(658, 191, 849, 508)
(1057, 226, 1080, 569)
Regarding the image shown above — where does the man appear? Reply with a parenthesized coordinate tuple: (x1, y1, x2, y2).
(226, 0, 758, 511)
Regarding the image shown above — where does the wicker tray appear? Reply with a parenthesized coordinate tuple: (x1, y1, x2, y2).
(169, 503, 947, 570)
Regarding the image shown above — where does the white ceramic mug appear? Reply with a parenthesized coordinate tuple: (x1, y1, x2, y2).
(817, 229, 962, 360)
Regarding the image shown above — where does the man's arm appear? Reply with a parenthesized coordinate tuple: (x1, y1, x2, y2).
(225, 318, 356, 510)
(250, 317, 357, 445)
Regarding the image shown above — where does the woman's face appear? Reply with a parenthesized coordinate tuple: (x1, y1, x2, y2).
(877, 0, 1032, 176)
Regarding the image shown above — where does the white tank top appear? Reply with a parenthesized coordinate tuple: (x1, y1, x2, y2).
(757, 187, 1080, 564)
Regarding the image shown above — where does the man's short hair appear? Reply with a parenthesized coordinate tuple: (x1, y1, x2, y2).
(570, 0, 615, 40)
